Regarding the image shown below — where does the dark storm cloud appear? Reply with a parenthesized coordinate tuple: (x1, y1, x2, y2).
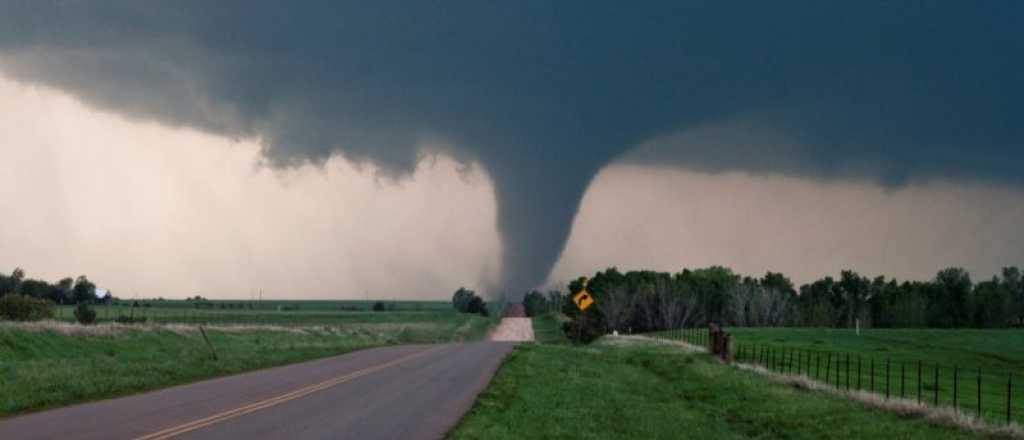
(1, 1, 1021, 294)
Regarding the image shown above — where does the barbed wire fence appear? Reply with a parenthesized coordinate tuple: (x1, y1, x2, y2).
(647, 327, 1020, 427)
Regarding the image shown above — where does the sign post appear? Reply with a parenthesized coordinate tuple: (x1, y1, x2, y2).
(571, 278, 594, 346)
(572, 289, 594, 313)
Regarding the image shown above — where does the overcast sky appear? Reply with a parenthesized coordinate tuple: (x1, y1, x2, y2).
(1, 3, 1021, 299)
(2, 76, 1022, 299)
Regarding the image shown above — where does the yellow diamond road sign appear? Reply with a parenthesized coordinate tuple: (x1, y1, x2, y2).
(572, 290, 594, 311)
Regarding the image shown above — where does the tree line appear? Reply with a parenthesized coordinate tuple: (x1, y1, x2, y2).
(0, 267, 103, 304)
(549, 266, 1024, 343)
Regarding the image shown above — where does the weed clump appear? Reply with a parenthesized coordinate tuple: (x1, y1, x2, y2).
(0, 295, 54, 321)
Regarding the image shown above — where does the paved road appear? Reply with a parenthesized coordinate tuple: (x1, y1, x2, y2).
(0, 342, 515, 440)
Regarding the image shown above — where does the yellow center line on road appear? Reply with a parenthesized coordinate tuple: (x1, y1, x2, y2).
(133, 345, 446, 440)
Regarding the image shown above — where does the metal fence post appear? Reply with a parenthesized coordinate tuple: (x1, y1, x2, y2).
(1008, 373, 1013, 425)
(871, 358, 875, 393)
(921, 360, 929, 405)
(977, 368, 981, 419)
(934, 365, 939, 406)
(826, 353, 832, 385)
(857, 356, 862, 391)
(846, 353, 850, 391)
(901, 362, 906, 399)
(807, 349, 811, 377)
(816, 352, 821, 380)
(954, 366, 959, 410)
(886, 358, 891, 400)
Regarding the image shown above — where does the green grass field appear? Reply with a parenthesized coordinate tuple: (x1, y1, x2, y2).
(449, 341, 987, 439)
(54, 300, 452, 324)
(0, 307, 493, 417)
(655, 327, 1024, 426)
(52, 299, 505, 327)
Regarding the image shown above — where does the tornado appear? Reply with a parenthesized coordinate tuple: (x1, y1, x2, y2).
(481, 152, 612, 297)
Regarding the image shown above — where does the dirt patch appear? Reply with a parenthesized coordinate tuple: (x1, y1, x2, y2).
(489, 317, 534, 342)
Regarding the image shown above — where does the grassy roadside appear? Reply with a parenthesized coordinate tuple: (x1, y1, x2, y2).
(449, 341, 991, 439)
(723, 328, 1024, 425)
(0, 311, 492, 417)
(531, 312, 569, 344)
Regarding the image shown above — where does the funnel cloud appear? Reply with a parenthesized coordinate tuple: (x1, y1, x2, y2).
(1, 2, 1021, 294)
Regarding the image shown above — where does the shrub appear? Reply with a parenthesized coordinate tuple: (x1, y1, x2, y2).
(562, 319, 602, 344)
(469, 297, 489, 317)
(74, 303, 97, 325)
(372, 301, 387, 312)
(451, 287, 476, 313)
(451, 287, 488, 316)
(0, 294, 55, 321)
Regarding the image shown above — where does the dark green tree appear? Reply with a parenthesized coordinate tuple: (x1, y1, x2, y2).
(0, 267, 25, 295)
(451, 287, 475, 313)
(521, 290, 549, 317)
(931, 267, 972, 328)
(837, 270, 870, 328)
(972, 278, 1012, 328)
(72, 275, 97, 304)
(1002, 267, 1024, 326)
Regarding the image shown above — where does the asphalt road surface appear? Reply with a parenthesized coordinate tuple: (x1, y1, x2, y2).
(0, 342, 515, 440)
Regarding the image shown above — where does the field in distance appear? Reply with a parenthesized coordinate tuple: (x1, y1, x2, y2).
(51, 299, 472, 326)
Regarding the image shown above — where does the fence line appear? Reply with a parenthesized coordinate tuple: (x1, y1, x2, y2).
(650, 327, 1021, 427)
